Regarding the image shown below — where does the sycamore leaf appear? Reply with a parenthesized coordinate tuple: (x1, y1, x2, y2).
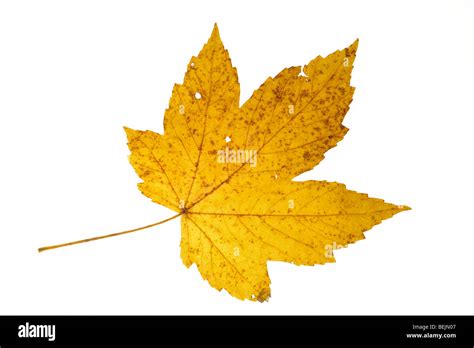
(124, 24, 409, 301)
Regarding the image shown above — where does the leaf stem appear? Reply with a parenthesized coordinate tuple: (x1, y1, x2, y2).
(37, 212, 183, 253)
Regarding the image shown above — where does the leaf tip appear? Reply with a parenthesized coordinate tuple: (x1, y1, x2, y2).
(347, 38, 359, 55)
(253, 287, 271, 302)
(211, 23, 220, 39)
(397, 205, 411, 212)
(123, 126, 139, 141)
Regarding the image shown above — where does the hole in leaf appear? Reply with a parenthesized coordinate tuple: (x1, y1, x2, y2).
(195, 92, 201, 100)
(225, 136, 231, 143)
(298, 67, 308, 78)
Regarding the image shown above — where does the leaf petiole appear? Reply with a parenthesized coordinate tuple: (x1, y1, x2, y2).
(37, 212, 183, 253)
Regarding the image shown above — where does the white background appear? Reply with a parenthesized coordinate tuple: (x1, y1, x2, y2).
(0, 0, 473, 314)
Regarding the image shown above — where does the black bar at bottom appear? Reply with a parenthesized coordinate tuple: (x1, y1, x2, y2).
(0, 315, 473, 347)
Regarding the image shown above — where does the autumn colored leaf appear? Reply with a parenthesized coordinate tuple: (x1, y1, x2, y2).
(39, 24, 409, 301)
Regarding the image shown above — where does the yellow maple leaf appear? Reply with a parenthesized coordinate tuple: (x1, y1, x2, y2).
(39, 24, 409, 302)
